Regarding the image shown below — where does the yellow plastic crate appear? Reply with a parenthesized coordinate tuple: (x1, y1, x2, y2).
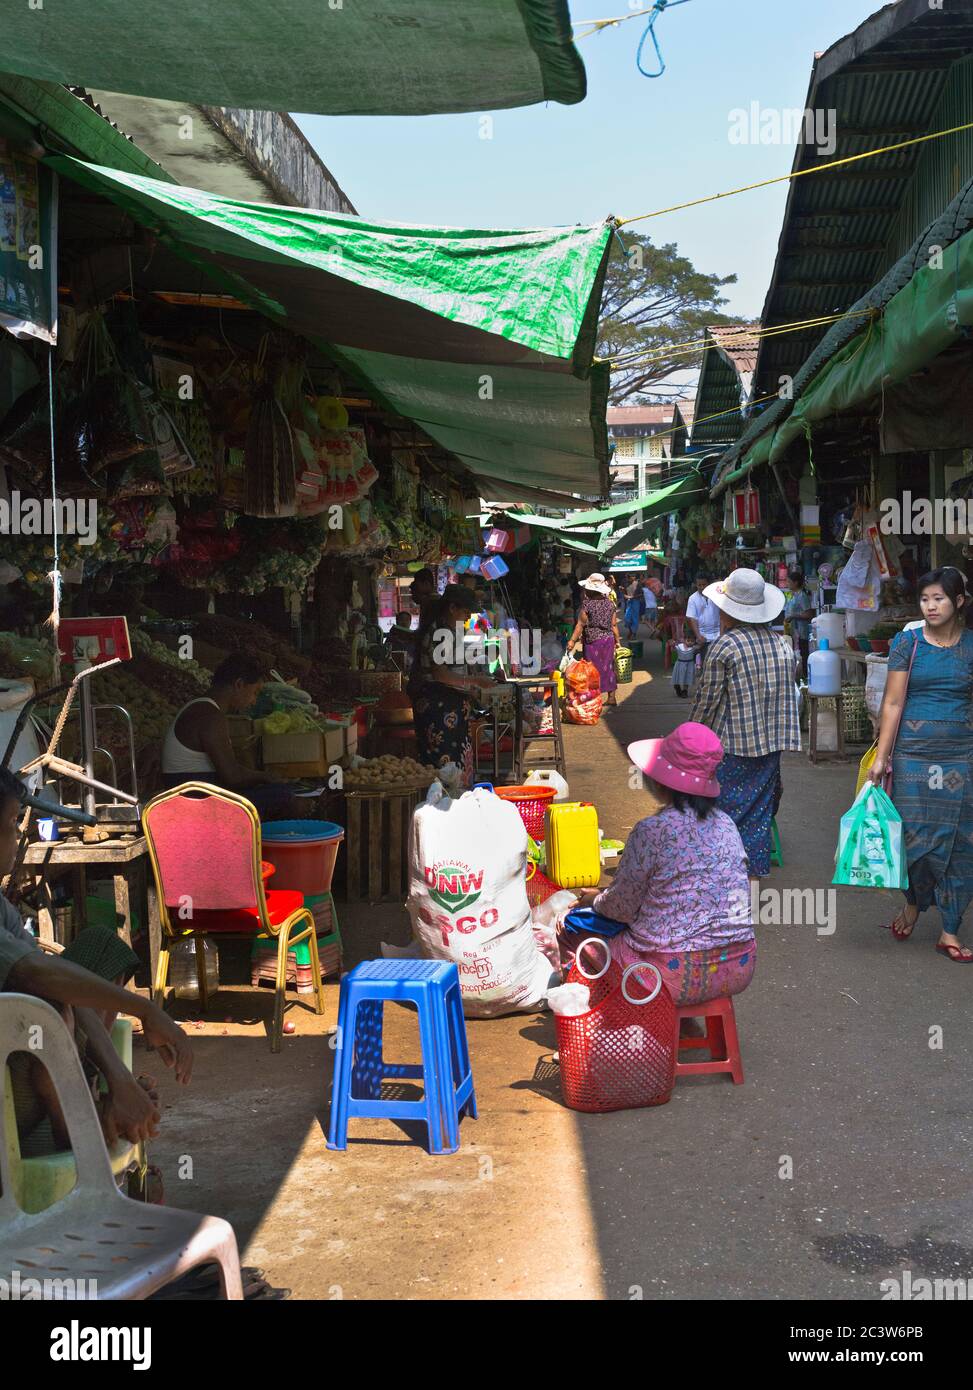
(545, 802, 601, 889)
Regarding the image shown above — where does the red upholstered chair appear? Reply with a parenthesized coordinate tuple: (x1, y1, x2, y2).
(142, 783, 325, 1052)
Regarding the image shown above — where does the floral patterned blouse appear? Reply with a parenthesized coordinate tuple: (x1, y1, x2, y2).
(593, 806, 754, 952)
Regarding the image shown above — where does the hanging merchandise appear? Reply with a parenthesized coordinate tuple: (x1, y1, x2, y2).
(861, 508, 899, 579)
(483, 527, 512, 554)
(835, 540, 881, 612)
(480, 555, 509, 580)
(244, 384, 296, 517)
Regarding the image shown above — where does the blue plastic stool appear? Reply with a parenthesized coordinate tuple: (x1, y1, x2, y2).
(327, 959, 476, 1155)
(770, 818, 783, 867)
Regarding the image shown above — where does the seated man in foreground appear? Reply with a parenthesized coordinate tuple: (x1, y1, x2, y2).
(0, 769, 193, 1157)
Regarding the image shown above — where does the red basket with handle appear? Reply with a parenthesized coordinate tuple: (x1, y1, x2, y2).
(525, 861, 561, 909)
(494, 784, 557, 840)
(555, 937, 676, 1113)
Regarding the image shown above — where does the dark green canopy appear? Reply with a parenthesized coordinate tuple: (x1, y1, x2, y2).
(4, 1, 585, 116)
(52, 157, 612, 499)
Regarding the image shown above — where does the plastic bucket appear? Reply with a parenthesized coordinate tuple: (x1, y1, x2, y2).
(261, 820, 345, 897)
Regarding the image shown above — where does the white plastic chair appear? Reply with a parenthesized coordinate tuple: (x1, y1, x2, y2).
(0, 994, 242, 1300)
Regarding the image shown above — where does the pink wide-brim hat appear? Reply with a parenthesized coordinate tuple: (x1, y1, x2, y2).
(628, 721, 725, 798)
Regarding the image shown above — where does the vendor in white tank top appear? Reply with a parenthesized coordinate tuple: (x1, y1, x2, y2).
(162, 652, 277, 792)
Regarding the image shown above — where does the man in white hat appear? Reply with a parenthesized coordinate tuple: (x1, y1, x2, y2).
(690, 568, 800, 877)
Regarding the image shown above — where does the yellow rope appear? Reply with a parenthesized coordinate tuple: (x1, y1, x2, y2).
(614, 390, 783, 446)
(607, 306, 878, 373)
(616, 120, 973, 227)
(573, 12, 645, 42)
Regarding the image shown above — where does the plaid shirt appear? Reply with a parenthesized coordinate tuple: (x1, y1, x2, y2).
(690, 625, 801, 756)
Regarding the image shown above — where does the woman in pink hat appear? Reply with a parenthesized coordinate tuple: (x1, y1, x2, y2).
(575, 723, 756, 1006)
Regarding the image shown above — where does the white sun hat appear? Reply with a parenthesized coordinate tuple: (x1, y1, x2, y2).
(704, 567, 785, 624)
(582, 572, 613, 597)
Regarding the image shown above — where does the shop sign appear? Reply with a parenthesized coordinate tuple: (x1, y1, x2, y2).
(611, 549, 658, 571)
(0, 146, 58, 344)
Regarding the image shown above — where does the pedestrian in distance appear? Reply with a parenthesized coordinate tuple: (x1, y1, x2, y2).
(623, 575, 645, 641)
(690, 569, 800, 878)
(686, 572, 722, 665)
(784, 568, 814, 678)
(566, 573, 621, 707)
(869, 566, 973, 963)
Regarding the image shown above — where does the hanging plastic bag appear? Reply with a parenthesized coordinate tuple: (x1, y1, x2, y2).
(832, 784, 908, 890)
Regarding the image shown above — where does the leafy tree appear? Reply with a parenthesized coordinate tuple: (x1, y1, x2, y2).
(599, 232, 739, 404)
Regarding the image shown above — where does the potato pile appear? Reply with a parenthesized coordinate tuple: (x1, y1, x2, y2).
(344, 755, 437, 788)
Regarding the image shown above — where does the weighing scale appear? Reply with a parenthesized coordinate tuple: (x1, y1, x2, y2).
(7, 616, 141, 833)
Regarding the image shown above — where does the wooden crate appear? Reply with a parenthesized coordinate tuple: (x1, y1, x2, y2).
(340, 786, 423, 903)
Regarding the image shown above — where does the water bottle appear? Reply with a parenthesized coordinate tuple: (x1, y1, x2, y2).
(170, 936, 220, 1000)
(807, 637, 841, 697)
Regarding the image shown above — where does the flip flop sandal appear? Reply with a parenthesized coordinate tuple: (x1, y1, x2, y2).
(152, 1264, 268, 1299)
(936, 942, 973, 963)
(886, 913, 918, 941)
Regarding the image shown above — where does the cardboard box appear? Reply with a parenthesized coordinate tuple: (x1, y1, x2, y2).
(262, 729, 340, 777)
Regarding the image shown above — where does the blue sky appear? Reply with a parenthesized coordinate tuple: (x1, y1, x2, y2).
(295, 0, 884, 322)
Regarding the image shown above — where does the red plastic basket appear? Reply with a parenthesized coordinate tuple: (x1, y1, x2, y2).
(525, 861, 560, 909)
(494, 784, 557, 840)
(555, 938, 676, 1113)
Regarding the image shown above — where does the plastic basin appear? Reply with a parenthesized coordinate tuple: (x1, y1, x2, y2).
(261, 820, 345, 897)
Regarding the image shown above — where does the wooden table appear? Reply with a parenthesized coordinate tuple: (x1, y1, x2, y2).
(21, 834, 161, 986)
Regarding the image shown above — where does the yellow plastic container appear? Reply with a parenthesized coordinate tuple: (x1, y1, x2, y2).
(545, 802, 601, 889)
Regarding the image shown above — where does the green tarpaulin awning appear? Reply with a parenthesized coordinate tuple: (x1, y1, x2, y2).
(599, 473, 711, 560)
(4, 1, 584, 116)
(558, 471, 710, 530)
(53, 158, 613, 499)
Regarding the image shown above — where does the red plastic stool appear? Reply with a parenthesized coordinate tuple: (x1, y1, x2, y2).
(674, 997, 744, 1085)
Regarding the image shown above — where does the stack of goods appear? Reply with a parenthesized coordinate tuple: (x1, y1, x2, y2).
(254, 680, 345, 774)
(343, 755, 437, 789)
(250, 893, 342, 992)
(563, 658, 603, 725)
(130, 630, 210, 694)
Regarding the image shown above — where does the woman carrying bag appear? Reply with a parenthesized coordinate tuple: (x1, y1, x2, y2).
(566, 574, 621, 706)
(869, 568, 973, 962)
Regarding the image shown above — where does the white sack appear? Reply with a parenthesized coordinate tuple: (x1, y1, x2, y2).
(408, 786, 558, 1017)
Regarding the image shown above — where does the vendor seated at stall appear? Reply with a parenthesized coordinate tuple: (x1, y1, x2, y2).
(385, 610, 416, 672)
(0, 769, 192, 1163)
(161, 651, 301, 820)
(572, 723, 756, 1009)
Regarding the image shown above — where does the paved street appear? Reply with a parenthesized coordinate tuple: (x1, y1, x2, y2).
(146, 642, 973, 1300)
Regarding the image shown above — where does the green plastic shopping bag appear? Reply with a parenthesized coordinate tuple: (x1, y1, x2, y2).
(832, 783, 909, 890)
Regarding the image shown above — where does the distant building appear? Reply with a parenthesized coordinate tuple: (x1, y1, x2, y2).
(608, 401, 695, 497)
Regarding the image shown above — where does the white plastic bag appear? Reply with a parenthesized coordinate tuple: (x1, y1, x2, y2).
(864, 655, 889, 720)
(835, 540, 880, 612)
(407, 786, 558, 1017)
(547, 983, 590, 1017)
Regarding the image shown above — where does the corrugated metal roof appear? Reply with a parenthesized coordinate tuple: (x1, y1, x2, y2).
(691, 325, 760, 447)
(754, 0, 973, 401)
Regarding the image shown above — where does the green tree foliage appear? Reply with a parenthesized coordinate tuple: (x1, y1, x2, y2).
(599, 232, 738, 404)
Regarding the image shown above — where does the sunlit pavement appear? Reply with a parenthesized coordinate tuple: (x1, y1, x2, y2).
(144, 642, 973, 1300)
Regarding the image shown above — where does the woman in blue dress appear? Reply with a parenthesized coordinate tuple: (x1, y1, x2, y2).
(869, 567, 973, 962)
